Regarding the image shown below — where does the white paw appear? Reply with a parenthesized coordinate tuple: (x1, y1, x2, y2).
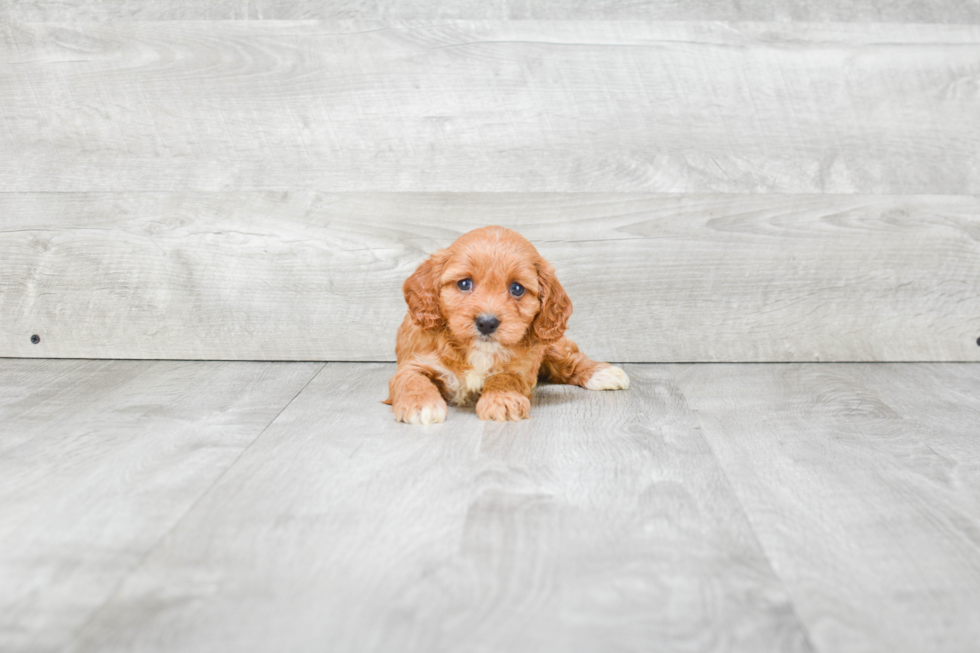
(407, 403, 448, 425)
(585, 366, 630, 391)
(394, 399, 448, 425)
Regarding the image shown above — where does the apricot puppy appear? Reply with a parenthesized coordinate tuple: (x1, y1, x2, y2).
(385, 226, 629, 423)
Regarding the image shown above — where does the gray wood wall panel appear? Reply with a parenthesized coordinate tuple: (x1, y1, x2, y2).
(3, 1, 979, 22)
(2, 20, 979, 194)
(2, 192, 978, 362)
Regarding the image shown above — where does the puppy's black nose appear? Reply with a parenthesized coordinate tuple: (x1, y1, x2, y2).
(476, 314, 500, 336)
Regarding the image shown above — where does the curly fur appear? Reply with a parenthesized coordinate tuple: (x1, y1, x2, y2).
(386, 226, 628, 423)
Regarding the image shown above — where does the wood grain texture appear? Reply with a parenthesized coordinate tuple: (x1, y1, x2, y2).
(845, 363, 980, 531)
(3, 0, 979, 22)
(2, 20, 979, 193)
(62, 362, 812, 653)
(6, 360, 980, 652)
(673, 363, 980, 653)
(2, 192, 978, 362)
(852, 364, 980, 476)
(0, 359, 322, 653)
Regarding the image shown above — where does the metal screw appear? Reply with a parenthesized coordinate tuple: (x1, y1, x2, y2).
(31, 334, 40, 344)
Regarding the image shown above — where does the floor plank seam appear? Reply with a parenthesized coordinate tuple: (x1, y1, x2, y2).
(667, 370, 822, 653)
(7, 358, 980, 364)
(53, 361, 328, 652)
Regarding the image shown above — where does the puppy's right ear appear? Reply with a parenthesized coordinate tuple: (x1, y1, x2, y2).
(403, 250, 448, 329)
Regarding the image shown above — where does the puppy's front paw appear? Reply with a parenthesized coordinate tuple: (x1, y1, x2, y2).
(393, 396, 448, 425)
(476, 391, 530, 422)
(585, 365, 630, 391)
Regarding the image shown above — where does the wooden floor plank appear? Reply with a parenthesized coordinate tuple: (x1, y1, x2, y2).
(847, 363, 980, 535)
(3, 193, 978, 362)
(849, 363, 980, 466)
(2, 21, 979, 194)
(0, 359, 323, 653)
(673, 363, 980, 653)
(6, 361, 979, 652)
(0, 359, 116, 452)
(64, 363, 811, 653)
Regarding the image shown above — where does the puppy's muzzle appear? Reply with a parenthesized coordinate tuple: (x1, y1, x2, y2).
(475, 314, 500, 336)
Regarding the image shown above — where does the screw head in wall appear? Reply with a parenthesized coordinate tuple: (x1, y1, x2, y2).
(31, 334, 40, 344)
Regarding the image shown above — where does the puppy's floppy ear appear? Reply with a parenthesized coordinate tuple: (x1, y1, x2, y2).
(533, 260, 572, 342)
(403, 250, 448, 329)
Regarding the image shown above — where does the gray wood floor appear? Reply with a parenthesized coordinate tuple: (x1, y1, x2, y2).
(2, 359, 978, 653)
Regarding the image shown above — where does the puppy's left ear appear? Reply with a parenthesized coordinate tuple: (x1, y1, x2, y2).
(533, 261, 572, 342)
(403, 249, 448, 329)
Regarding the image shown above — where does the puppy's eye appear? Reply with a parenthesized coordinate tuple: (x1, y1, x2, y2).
(457, 279, 473, 292)
(509, 282, 525, 297)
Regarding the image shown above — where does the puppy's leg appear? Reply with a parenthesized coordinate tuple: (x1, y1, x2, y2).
(540, 336, 629, 391)
(387, 367, 448, 425)
(476, 372, 533, 422)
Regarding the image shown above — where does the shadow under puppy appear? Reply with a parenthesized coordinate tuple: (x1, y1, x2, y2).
(385, 226, 629, 423)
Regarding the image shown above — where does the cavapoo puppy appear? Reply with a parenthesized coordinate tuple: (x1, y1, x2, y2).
(385, 226, 629, 423)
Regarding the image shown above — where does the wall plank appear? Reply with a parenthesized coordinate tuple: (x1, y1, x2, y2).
(3, 1, 979, 22)
(2, 21, 979, 194)
(2, 192, 977, 362)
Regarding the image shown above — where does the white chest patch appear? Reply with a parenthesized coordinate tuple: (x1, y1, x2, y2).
(457, 341, 509, 405)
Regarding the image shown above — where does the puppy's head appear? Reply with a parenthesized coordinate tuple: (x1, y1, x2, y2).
(403, 226, 572, 346)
